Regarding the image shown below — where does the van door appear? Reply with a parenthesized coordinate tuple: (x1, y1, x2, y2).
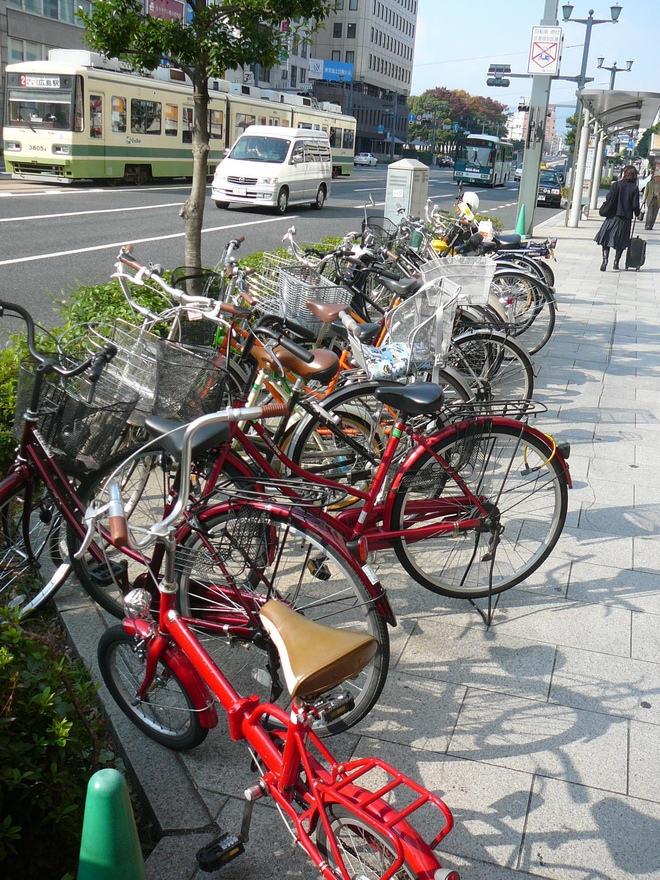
(288, 140, 307, 202)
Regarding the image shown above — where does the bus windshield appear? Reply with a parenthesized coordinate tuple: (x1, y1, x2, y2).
(229, 136, 291, 162)
(5, 72, 76, 131)
(457, 142, 493, 166)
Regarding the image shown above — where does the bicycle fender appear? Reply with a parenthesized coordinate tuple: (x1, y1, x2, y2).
(121, 618, 219, 729)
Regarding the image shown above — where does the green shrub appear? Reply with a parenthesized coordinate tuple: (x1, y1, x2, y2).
(0, 607, 118, 879)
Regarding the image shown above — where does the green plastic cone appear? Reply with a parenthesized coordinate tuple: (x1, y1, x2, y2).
(78, 769, 146, 880)
(515, 203, 527, 238)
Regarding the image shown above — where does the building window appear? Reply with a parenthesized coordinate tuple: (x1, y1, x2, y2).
(292, 35, 299, 55)
(299, 68, 306, 84)
(347, 23, 356, 38)
(7, 37, 46, 62)
(349, 0, 358, 7)
(335, 0, 344, 7)
(333, 23, 342, 38)
(301, 39, 308, 59)
(331, 50, 341, 61)
(346, 51, 355, 64)
(290, 65, 298, 88)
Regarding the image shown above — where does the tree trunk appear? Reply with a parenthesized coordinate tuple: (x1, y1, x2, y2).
(180, 83, 210, 269)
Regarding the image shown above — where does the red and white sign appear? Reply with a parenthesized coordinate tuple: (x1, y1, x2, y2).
(148, 0, 185, 22)
(527, 26, 562, 76)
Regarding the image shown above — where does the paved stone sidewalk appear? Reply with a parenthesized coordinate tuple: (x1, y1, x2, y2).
(59, 209, 660, 880)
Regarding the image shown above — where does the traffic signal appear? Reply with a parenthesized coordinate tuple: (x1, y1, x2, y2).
(487, 64, 511, 87)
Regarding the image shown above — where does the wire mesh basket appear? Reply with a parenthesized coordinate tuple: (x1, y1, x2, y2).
(87, 319, 159, 425)
(361, 215, 399, 246)
(278, 265, 351, 333)
(243, 272, 281, 317)
(417, 255, 496, 305)
(13, 359, 139, 473)
(154, 340, 231, 421)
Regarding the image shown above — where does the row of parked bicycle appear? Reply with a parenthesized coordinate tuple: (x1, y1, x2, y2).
(1, 192, 569, 879)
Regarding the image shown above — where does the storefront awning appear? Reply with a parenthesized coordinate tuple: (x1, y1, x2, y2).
(578, 89, 660, 134)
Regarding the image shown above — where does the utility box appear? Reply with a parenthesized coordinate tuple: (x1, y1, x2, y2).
(384, 158, 429, 225)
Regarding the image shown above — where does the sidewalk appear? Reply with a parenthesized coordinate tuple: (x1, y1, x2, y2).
(57, 209, 660, 880)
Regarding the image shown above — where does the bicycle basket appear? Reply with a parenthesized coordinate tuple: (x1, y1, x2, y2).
(88, 319, 159, 425)
(418, 255, 496, 306)
(278, 265, 351, 333)
(361, 215, 399, 246)
(13, 359, 139, 472)
(154, 340, 230, 421)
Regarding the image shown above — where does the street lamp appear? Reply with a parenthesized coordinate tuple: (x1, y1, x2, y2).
(597, 57, 634, 89)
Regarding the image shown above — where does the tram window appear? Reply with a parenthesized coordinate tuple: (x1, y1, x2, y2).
(90, 94, 102, 138)
(131, 98, 161, 135)
(329, 127, 341, 148)
(236, 113, 256, 134)
(342, 128, 354, 150)
(208, 109, 223, 139)
(182, 107, 193, 143)
(111, 96, 126, 132)
(166, 104, 178, 136)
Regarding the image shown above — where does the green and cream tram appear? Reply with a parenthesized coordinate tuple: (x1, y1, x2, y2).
(2, 51, 356, 183)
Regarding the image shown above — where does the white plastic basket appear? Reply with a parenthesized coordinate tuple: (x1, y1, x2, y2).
(278, 265, 351, 332)
(417, 255, 495, 306)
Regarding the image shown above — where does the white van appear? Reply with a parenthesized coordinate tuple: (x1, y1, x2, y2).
(211, 125, 332, 213)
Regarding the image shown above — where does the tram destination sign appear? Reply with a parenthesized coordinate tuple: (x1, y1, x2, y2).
(20, 75, 61, 88)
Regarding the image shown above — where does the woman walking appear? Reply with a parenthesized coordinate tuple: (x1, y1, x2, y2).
(595, 165, 641, 271)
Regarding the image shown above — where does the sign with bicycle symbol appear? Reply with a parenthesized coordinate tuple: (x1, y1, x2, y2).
(527, 26, 562, 76)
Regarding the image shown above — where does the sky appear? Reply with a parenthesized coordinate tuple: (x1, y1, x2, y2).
(412, 0, 660, 133)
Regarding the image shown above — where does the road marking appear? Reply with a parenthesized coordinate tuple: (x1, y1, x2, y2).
(0, 215, 297, 267)
(0, 202, 184, 223)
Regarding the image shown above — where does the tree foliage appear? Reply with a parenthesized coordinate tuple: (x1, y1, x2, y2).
(78, 0, 333, 267)
(407, 87, 509, 154)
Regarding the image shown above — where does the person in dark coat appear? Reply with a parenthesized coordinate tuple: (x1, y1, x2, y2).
(595, 165, 641, 270)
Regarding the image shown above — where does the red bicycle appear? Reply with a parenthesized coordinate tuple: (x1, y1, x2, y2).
(86, 415, 461, 880)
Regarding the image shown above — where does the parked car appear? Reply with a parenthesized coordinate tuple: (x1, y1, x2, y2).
(537, 170, 563, 208)
(354, 152, 378, 167)
(514, 165, 523, 181)
(436, 155, 454, 168)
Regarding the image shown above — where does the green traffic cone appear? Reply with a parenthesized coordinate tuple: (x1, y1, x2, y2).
(515, 203, 527, 239)
(78, 769, 147, 880)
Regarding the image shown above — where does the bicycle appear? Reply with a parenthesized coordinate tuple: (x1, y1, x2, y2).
(85, 413, 461, 880)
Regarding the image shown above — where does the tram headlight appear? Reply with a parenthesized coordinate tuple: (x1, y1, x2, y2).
(5, 141, 21, 151)
(52, 144, 70, 155)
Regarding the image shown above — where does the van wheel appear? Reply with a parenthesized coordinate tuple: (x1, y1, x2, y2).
(312, 185, 326, 210)
(214, 201, 229, 209)
(275, 188, 289, 214)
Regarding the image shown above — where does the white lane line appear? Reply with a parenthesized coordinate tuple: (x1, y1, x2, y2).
(0, 215, 297, 267)
(0, 202, 184, 223)
(0, 182, 192, 198)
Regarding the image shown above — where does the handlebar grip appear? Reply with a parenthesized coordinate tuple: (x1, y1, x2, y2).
(107, 482, 129, 548)
(260, 403, 290, 419)
(236, 235, 245, 244)
(278, 335, 314, 364)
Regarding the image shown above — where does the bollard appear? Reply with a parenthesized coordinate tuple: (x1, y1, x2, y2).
(78, 768, 147, 880)
(515, 204, 527, 239)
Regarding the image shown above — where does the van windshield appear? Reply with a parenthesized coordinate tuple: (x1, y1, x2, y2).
(229, 136, 291, 163)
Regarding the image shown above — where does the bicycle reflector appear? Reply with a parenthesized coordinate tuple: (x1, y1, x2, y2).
(347, 536, 369, 563)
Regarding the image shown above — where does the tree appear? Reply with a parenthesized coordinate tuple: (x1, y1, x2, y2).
(78, 0, 333, 268)
(407, 87, 509, 156)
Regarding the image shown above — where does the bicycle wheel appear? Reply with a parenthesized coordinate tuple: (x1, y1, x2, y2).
(449, 329, 534, 406)
(316, 804, 438, 880)
(0, 481, 65, 613)
(68, 446, 175, 617)
(176, 504, 389, 735)
(390, 421, 568, 597)
(98, 625, 207, 749)
(491, 272, 556, 354)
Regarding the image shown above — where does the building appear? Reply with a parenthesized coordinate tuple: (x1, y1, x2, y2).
(0, 0, 91, 125)
(507, 95, 558, 156)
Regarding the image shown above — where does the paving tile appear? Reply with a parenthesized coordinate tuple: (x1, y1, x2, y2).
(448, 689, 628, 793)
(629, 719, 660, 802)
(631, 608, 660, 663)
(567, 560, 660, 615)
(552, 525, 633, 570)
(520, 775, 660, 880)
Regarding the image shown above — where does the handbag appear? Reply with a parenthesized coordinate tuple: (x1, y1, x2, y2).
(599, 182, 618, 218)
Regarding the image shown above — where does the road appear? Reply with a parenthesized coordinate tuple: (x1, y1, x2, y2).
(0, 166, 563, 328)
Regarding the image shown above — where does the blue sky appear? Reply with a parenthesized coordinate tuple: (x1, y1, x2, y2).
(412, 0, 660, 132)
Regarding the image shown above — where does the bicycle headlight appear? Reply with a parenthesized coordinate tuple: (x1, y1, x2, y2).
(123, 588, 153, 620)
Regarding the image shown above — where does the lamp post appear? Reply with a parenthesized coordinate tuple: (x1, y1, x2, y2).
(562, 5, 623, 227)
(597, 57, 633, 90)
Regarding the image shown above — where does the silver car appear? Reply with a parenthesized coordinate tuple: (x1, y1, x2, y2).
(354, 152, 378, 167)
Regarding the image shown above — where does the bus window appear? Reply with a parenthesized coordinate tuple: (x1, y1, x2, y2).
(208, 109, 223, 139)
(165, 104, 178, 136)
(111, 96, 126, 132)
(90, 94, 102, 138)
(182, 107, 193, 143)
(342, 128, 354, 150)
(131, 99, 161, 135)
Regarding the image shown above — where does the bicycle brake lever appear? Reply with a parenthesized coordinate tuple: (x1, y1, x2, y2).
(73, 502, 111, 559)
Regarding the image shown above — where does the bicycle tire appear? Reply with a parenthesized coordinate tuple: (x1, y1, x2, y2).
(288, 372, 473, 487)
(98, 625, 207, 749)
(491, 272, 556, 354)
(449, 328, 534, 406)
(390, 420, 568, 597)
(176, 503, 389, 736)
(316, 804, 440, 880)
(0, 479, 66, 613)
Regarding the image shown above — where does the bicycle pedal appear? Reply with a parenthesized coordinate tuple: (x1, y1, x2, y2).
(88, 559, 128, 587)
(196, 830, 245, 872)
(307, 557, 330, 580)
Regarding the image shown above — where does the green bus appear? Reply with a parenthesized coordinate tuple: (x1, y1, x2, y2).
(453, 134, 513, 187)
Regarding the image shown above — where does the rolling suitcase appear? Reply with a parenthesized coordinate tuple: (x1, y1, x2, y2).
(626, 219, 646, 271)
